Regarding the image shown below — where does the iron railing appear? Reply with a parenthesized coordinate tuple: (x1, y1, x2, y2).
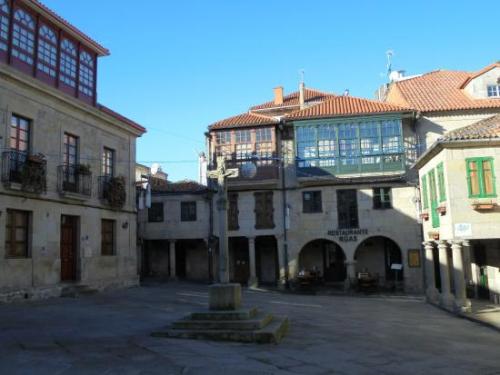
(57, 165, 92, 197)
(1, 150, 46, 193)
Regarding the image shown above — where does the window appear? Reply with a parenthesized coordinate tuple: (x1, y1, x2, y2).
(228, 193, 239, 230)
(12, 8, 35, 64)
(37, 25, 57, 77)
(295, 119, 403, 172)
(421, 175, 429, 209)
(235, 143, 252, 161)
(466, 157, 496, 198)
(255, 128, 272, 143)
(181, 201, 197, 221)
(60, 39, 77, 87)
(487, 85, 500, 98)
(215, 131, 231, 145)
(235, 130, 251, 143)
(256, 127, 273, 165)
(0, 0, 10, 51)
(373, 187, 392, 209)
(337, 189, 358, 229)
(79, 51, 94, 96)
(254, 191, 274, 229)
(148, 202, 164, 222)
(5, 209, 30, 258)
(437, 163, 446, 202)
(102, 147, 114, 177)
(63, 133, 79, 187)
(101, 219, 115, 256)
(303, 191, 322, 213)
(9, 115, 30, 182)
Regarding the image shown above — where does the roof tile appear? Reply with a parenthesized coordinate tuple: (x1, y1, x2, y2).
(250, 88, 335, 110)
(439, 114, 500, 141)
(209, 112, 279, 130)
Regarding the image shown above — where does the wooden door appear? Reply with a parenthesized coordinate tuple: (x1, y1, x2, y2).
(60, 215, 78, 281)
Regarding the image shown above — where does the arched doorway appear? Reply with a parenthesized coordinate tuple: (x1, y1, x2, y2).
(299, 239, 346, 283)
(354, 236, 403, 285)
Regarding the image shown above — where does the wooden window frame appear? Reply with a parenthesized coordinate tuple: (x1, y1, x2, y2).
(5, 209, 30, 258)
(180, 201, 197, 222)
(101, 147, 115, 177)
(302, 191, 322, 213)
(337, 189, 359, 229)
(373, 187, 392, 209)
(466, 157, 497, 198)
(254, 191, 275, 229)
(437, 162, 446, 202)
(101, 219, 115, 256)
(148, 202, 164, 223)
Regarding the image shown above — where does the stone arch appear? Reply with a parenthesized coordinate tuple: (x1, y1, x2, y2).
(354, 236, 403, 284)
(298, 239, 346, 283)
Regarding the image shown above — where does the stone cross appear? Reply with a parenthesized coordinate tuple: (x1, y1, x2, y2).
(207, 156, 239, 284)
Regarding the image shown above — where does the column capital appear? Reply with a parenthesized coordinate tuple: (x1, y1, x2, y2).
(437, 240, 448, 249)
(423, 241, 434, 249)
(247, 236, 256, 244)
(449, 240, 463, 249)
(462, 240, 471, 247)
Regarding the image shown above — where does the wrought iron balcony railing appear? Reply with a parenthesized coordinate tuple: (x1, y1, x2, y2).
(99, 175, 127, 209)
(57, 164, 92, 197)
(1, 150, 47, 193)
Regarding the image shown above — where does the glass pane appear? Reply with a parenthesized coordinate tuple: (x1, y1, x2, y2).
(482, 160, 494, 195)
(469, 161, 479, 195)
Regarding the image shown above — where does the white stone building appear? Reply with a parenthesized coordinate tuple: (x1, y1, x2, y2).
(414, 114, 500, 310)
(0, 0, 145, 301)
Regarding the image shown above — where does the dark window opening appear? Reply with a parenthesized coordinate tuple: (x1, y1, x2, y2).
(303, 191, 322, 213)
(181, 201, 197, 222)
(101, 219, 115, 256)
(5, 209, 30, 258)
(373, 187, 392, 209)
(254, 191, 274, 229)
(148, 202, 164, 223)
(337, 189, 358, 229)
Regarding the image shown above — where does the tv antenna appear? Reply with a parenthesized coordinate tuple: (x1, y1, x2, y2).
(386, 49, 394, 78)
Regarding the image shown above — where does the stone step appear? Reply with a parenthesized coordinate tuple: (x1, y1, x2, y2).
(152, 315, 289, 344)
(190, 307, 258, 321)
(60, 285, 98, 298)
(172, 312, 272, 331)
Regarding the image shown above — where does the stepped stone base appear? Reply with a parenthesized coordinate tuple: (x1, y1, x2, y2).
(61, 285, 98, 298)
(152, 308, 289, 344)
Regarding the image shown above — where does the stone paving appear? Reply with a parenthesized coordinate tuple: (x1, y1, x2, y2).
(1, 282, 500, 374)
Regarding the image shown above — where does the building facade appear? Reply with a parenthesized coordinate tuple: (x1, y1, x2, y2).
(205, 87, 424, 293)
(415, 114, 500, 311)
(0, 0, 145, 301)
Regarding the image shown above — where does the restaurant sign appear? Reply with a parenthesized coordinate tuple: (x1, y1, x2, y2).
(327, 229, 368, 242)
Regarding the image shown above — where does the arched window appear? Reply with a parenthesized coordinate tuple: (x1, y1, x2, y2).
(79, 51, 94, 96)
(12, 8, 35, 64)
(0, 0, 9, 51)
(60, 38, 77, 87)
(37, 25, 57, 77)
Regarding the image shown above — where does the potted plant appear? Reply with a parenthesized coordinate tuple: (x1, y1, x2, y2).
(436, 205, 447, 215)
(21, 153, 46, 193)
(76, 163, 92, 175)
(106, 176, 126, 209)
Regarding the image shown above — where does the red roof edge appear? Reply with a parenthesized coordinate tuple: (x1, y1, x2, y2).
(460, 62, 500, 89)
(23, 0, 110, 56)
(98, 105, 146, 134)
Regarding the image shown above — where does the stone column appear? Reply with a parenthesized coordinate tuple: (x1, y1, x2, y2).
(424, 241, 439, 303)
(451, 240, 472, 313)
(438, 240, 454, 310)
(344, 261, 357, 291)
(248, 237, 258, 288)
(276, 236, 287, 290)
(169, 240, 176, 279)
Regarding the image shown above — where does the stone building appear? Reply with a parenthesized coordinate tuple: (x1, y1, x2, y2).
(414, 114, 500, 311)
(137, 171, 214, 283)
(206, 86, 424, 292)
(0, 0, 145, 301)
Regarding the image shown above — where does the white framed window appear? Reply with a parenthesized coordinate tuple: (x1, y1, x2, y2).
(0, 0, 10, 51)
(37, 25, 57, 77)
(79, 51, 94, 96)
(235, 129, 251, 143)
(60, 39, 77, 87)
(12, 8, 35, 64)
(215, 131, 231, 145)
(487, 85, 500, 98)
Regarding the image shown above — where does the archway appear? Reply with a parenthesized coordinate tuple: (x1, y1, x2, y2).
(354, 236, 403, 285)
(298, 239, 346, 283)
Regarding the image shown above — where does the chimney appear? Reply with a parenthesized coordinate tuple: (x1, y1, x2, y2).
(273, 86, 284, 105)
(299, 82, 305, 109)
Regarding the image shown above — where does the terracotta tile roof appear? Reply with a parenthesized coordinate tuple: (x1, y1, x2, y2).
(23, 0, 109, 56)
(439, 114, 500, 141)
(387, 67, 500, 112)
(250, 88, 335, 110)
(287, 95, 412, 120)
(209, 112, 279, 130)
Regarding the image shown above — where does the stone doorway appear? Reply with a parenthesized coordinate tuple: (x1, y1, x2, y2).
(299, 239, 346, 283)
(256, 236, 278, 286)
(229, 237, 250, 285)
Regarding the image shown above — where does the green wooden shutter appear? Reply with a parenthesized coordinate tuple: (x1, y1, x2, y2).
(437, 163, 446, 202)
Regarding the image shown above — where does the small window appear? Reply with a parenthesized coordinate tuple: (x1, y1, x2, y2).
(102, 147, 115, 177)
(148, 202, 164, 222)
(101, 219, 115, 256)
(228, 193, 239, 230)
(437, 163, 446, 202)
(254, 191, 274, 229)
(373, 187, 392, 209)
(60, 39, 77, 87)
(487, 85, 500, 98)
(12, 8, 35, 64)
(181, 201, 197, 221)
(466, 157, 496, 198)
(303, 191, 322, 213)
(421, 175, 429, 209)
(37, 24, 57, 77)
(215, 131, 231, 145)
(79, 50, 94, 96)
(235, 130, 251, 143)
(5, 209, 30, 258)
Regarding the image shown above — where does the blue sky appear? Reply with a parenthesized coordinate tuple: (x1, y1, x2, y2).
(43, 0, 499, 181)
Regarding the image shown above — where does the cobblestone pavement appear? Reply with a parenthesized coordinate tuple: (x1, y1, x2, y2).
(1, 282, 500, 375)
